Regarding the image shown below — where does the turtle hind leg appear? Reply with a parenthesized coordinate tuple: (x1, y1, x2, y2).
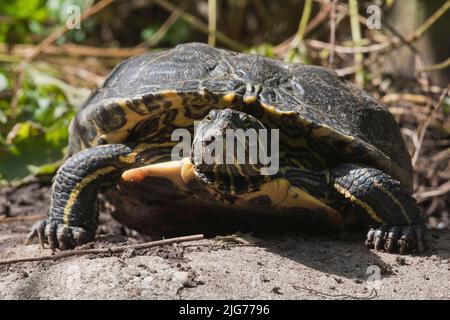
(365, 224, 426, 255)
(26, 144, 137, 251)
(330, 163, 426, 254)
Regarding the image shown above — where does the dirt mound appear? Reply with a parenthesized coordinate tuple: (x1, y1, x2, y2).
(1, 181, 449, 300)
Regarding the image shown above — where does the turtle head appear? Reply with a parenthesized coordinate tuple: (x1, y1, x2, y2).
(121, 109, 279, 202)
(191, 109, 272, 193)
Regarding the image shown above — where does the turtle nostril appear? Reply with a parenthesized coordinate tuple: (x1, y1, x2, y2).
(203, 133, 221, 148)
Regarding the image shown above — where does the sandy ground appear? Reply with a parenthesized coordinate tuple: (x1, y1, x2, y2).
(0, 220, 449, 300)
(0, 181, 449, 300)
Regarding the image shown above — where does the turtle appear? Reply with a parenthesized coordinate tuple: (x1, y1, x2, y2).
(26, 42, 426, 254)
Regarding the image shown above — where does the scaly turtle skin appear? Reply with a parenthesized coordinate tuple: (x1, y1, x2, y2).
(27, 43, 426, 254)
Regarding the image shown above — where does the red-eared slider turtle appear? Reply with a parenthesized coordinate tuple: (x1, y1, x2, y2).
(27, 43, 426, 254)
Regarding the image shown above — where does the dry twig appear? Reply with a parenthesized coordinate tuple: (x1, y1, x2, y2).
(348, 0, 364, 86)
(406, 0, 450, 43)
(3, 43, 146, 58)
(208, 0, 217, 46)
(418, 57, 450, 72)
(292, 284, 377, 300)
(415, 180, 450, 202)
(412, 83, 450, 166)
(152, 0, 246, 51)
(136, 1, 189, 48)
(292, 0, 313, 47)
(0, 214, 46, 224)
(329, 0, 338, 67)
(274, 4, 331, 57)
(0, 234, 204, 266)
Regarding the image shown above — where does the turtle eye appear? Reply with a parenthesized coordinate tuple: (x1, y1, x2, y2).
(205, 114, 212, 122)
(242, 116, 251, 127)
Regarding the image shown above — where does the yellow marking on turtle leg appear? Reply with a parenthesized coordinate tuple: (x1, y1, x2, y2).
(118, 152, 138, 165)
(63, 166, 117, 226)
(373, 181, 411, 224)
(333, 183, 384, 224)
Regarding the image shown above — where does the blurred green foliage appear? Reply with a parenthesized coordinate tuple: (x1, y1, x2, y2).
(141, 19, 193, 46)
(0, 66, 77, 182)
(0, 0, 96, 183)
(0, 0, 93, 44)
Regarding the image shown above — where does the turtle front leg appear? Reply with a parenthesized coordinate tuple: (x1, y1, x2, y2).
(330, 163, 426, 254)
(26, 144, 137, 251)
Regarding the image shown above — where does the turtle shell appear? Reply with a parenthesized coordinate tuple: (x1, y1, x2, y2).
(69, 42, 413, 190)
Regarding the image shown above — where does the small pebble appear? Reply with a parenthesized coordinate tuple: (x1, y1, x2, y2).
(124, 267, 141, 277)
(271, 287, 282, 295)
(173, 271, 189, 283)
(396, 257, 406, 266)
(333, 277, 343, 284)
(173, 271, 198, 287)
(436, 222, 447, 230)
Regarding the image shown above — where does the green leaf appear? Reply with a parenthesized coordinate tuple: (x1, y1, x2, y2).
(165, 20, 192, 45)
(443, 97, 450, 114)
(0, 109, 6, 124)
(0, 73, 8, 91)
(27, 160, 62, 176)
(141, 19, 192, 46)
(248, 44, 275, 58)
(284, 43, 310, 64)
(3, 0, 48, 21)
(0, 121, 66, 181)
(141, 26, 159, 41)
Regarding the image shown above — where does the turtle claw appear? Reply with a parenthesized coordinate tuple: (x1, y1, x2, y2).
(46, 222, 59, 252)
(25, 220, 48, 249)
(385, 226, 400, 253)
(374, 226, 388, 251)
(26, 219, 93, 251)
(365, 229, 376, 248)
(366, 225, 427, 254)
